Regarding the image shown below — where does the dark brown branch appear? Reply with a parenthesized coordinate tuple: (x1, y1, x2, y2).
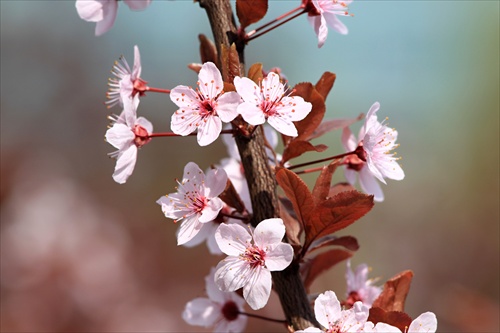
(198, 0, 318, 330)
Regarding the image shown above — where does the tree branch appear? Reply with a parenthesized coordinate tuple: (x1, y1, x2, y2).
(199, 0, 318, 330)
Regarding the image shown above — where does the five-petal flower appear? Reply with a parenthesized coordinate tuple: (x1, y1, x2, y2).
(307, 0, 353, 48)
(106, 45, 147, 108)
(170, 62, 241, 146)
(297, 290, 369, 333)
(157, 162, 227, 245)
(342, 102, 404, 201)
(214, 218, 293, 310)
(344, 260, 381, 307)
(234, 72, 312, 137)
(183, 267, 247, 333)
(76, 0, 152, 36)
(105, 95, 152, 184)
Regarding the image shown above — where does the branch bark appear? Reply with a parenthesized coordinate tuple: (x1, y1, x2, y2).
(199, 0, 318, 330)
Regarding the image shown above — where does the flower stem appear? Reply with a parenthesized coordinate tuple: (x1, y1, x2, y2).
(147, 129, 235, 138)
(287, 151, 357, 170)
(246, 9, 306, 42)
(145, 86, 171, 94)
(246, 5, 305, 39)
(239, 311, 287, 325)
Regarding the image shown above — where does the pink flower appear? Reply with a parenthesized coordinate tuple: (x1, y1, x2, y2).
(307, 0, 352, 48)
(157, 162, 227, 245)
(170, 62, 240, 146)
(106, 45, 147, 108)
(296, 291, 369, 333)
(342, 102, 404, 202)
(344, 260, 381, 307)
(183, 267, 247, 333)
(214, 218, 293, 310)
(105, 95, 152, 184)
(234, 72, 312, 137)
(363, 312, 437, 333)
(75, 0, 151, 36)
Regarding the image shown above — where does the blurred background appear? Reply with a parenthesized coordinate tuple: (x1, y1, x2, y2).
(1, 1, 498, 332)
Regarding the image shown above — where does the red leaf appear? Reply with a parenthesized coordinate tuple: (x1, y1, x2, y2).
(308, 113, 365, 141)
(236, 0, 268, 29)
(368, 307, 413, 332)
(220, 44, 240, 83)
(304, 191, 374, 251)
(314, 72, 336, 101)
(219, 178, 247, 213)
(328, 182, 356, 197)
(247, 62, 263, 84)
(279, 199, 302, 251)
(289, 82, 326, 142)
(373, 270, 414, 312)
(302, 249, 352, 292)
(281, 140, 328, 164)
(308, 235, 359, 254)
(275, 167, 314, 227)
(311, 160, 340, 205)
(198, 34, 218, 66)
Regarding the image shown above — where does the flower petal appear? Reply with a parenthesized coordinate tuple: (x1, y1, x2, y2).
(198, 198, 223, 223)
(182, 297, 220, 327)
(238, 102, 266, 126)
(197, 115, 222, 146)
(253, 218, 286, 248)
(264, 243, 293, 271)
(106, 123, 134, 150)
(123, 0, 151, 11)
(204, 168, 228, 198)
(242, 266, 272, 310)
(358, 167, 384, 202)
(177, 215, 203, 245)
(132, 45, 142, 79)
(234, 76, 260, 103)
(267, 114, 298, 136)
(314, 290, 342, 328)
(408, 312, 437, 333)
(215, 256, 250, 292)
(216, 91, 241, 122)
(94, 0, 118, 36)
(112, 144, 137, 184)
(215, 223, 251, 256)
(198, 62, 223, 99)
(75, 0, 103, 22)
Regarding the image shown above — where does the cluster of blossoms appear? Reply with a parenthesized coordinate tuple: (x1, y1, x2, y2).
(78, 0, 439, 332)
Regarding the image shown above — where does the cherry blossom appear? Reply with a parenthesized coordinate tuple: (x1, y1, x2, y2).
(214, 218, 293, 310)
(296, 291, 369, 333)
(344, 260, 381, 307)
(76, 0, 152, 36)
(105, 95, 152, 184)
(106, 45, 147, 108)
(157, 162, 227, 245)
(363, 312, 438, 333)
(306, 0, 353, 48)
(170, 62, 240, 146)
(183, 267, 247, 333)
(234, 72, 312, 137)
(342, 102, 404, 202)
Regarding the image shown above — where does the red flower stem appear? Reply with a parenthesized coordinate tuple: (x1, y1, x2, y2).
(238, 311, 287, 324)
(246, 10, 307, 42)
(294, 166, 325, 175)
(145, 86, 171, 94)
(287, 151, 357, 170)
(147, 129, 235, 138)
(246, 5, 305, 38)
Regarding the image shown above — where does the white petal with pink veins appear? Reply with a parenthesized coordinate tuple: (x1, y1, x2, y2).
(198, 198, 223, 223)
(242, 266, 271, 310)
(264, 243, 293, 271)
(238, 102, 266, 125)
(359, 167, 384, 202)
(323, 12, 348, 35)
(253, 218, 285, 248)
(267, 115, 297, 136)
(280, 96, 312, 121)
(215, 223, 251, 256)
(132, 45, 142, 79)
(204, 168, 228, 198)
(314, 291, 342, 328)
(216, 91, 241, 122)
(177, 215, 204, 245)
(233, 77, 261, 103)
(112, 144, 137, 184)
(408, 312, 437, 333)
(76, 0, 104, 22)
(106, 123, 134, 149)
(182, 298, 220, 327)
(197, 115, 222, 146)
(198, 62, 223, 99)
(94, 0, 118, 36)
(215, 256, 250, 291)
(170, 86, 199, 108)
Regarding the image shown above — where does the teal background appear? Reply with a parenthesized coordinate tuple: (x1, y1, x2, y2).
(1, 1, 498, 332)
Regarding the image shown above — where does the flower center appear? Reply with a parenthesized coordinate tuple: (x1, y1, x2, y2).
(221, 300, 240, 321)
(241, 246, 266, 269)
(200, 99, 217, 117)
(133, 125, 151, 147)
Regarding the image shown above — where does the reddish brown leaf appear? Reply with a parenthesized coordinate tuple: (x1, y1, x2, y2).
(219, 179, 246, 213)
(368, 307, 412, 332)
(198, 34, 218, 66)
(220, 44, 240, 83)
(373, 270, 414, 312)
(247, 63, 263, 84)
(275, 167, 314, 227)
(303, 249, 352, 292)
(281, 140, 328, 164)
(309, 113, 365, 141)
(308, 235, 359, 254)
(311, 160, 340, 205)
(328, 182, 356, 197)
(291, 83, 326, 142)
(279, 199, 302, 251)
(223, 82, 236, 92)
(304, 190, 374, 251)
(314, 72, 336, 101)
(236, 0, 268, 29)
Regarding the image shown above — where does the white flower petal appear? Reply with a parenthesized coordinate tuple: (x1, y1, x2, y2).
(198, 62, 223, 99)
(267, 114, 298, 137)
(279, 96, 312, 121)
(205, 267, 226, 304)
(314, 291, 342, 328)
(358, 167, 384, 202)
(242, 266, 272, 310)
(197, 115, 222, 146)
(94, 0, 117, 36)
(408, 312, 437, 333)
(198, 198, 223, 223)
(106, 123, 134, 149)
(204, 168, 228, 198)
(132, 45, 142, 79)
(170, 85, 199, 108)
(215, 256, 250, 292)
(177, 215, 203, 245)
(123, 0, 151, 11)
(135, 116, 153, 134)
(238, 102, 266, 125)
(234, 76, 260, 103)
(264, 243, 293, 271)
(75, 0, 103, 22)
(216, 91, 241, 122)
(182, 297, 220, 327)
(112, 144, 137, 184)
(253, 218, 285, 248)
(215, 223, 251, 256)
